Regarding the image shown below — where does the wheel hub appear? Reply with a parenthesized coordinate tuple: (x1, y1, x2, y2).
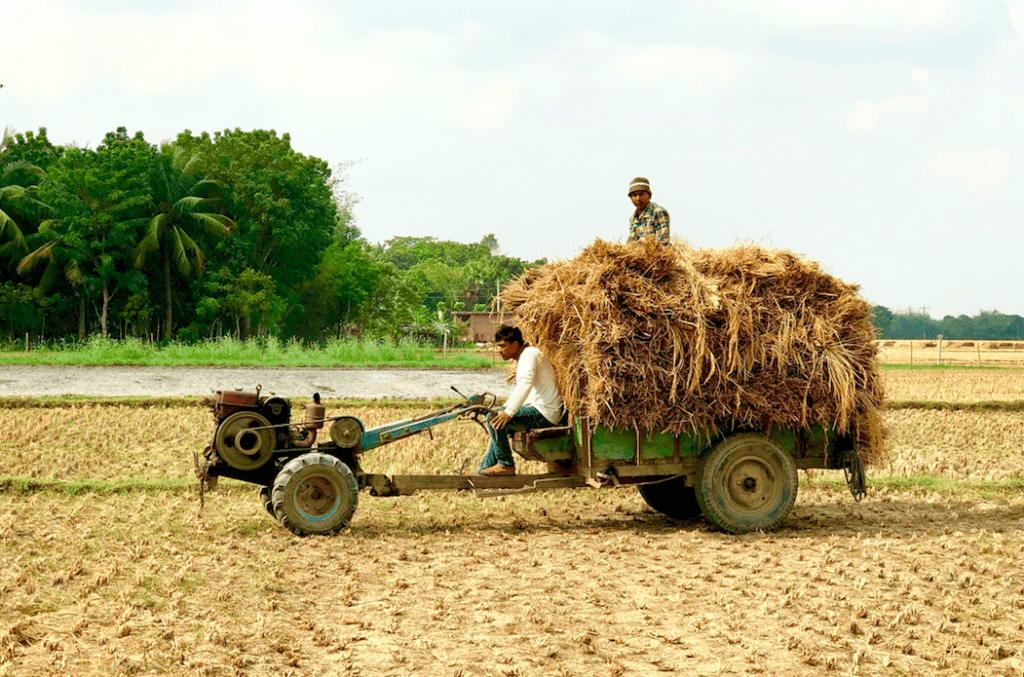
(726, 457, 777, 511)
(294, 476, 341, 519)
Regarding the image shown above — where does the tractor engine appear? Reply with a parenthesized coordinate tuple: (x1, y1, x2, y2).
(207, 386, 326, 473)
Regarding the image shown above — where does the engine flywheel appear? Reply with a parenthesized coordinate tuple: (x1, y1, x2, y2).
(215, 411, 276, 471)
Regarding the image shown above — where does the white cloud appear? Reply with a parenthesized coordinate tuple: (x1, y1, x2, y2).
(5, 0, 449, 102)
(925, 149, 1012, 201)
(686, 147, 754, 167)
(845, 96, 930, 133)
(712, 0, 963, 39)
(1015, 93, 1024, 110)
(619, 46, 739, 89)
(457, 80, 520, 131)
(910, 66, 930, 85)
(1009, 0, 1024, 34)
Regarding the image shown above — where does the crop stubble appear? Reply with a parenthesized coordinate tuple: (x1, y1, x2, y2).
(2, 369, 1024, 676)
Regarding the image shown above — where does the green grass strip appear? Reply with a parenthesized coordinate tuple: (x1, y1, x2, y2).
(5, 395, 1024, 413)
(806, 474, 1024, 498)
(0, 476, 253, 496)
(0, 336, 498, 368)
(884, 400, 1024, 412)
(880, 364, 1015, 371)
(0, 395, 463, 410)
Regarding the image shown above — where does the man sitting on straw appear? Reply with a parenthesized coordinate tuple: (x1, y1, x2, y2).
(478, 325, 564, 476)
(627, 176, 670, 243)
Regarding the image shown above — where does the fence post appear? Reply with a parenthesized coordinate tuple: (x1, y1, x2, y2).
(910, 340, 913, 367)
(937, 334, 943, 365)
(977, 341, 981, 367)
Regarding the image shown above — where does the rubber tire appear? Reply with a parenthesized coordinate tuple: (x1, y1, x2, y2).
(638, 477, 701, 519)
(696, 433, 798, 534)
(272, 453, 358, 536)
(258, 485, 277, 520)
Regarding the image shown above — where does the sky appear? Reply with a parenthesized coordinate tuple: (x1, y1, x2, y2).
(3, 0, 1023, 319)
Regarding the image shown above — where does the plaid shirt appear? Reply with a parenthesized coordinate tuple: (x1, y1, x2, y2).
(628, 202, 670, 243)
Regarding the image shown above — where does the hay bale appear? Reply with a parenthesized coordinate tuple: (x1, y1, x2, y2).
(502, 239, 883, 461)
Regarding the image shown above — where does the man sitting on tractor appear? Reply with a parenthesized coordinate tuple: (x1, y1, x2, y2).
(478, 325, 564, 476)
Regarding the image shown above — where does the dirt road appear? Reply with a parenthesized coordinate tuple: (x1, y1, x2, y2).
(0, 364, 508, 398)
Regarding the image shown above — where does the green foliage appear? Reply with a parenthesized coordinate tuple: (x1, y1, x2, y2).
(174, 128, 335, 291)
(0, 335, 493, 368)
(363, 260, 425, 339)
(378, 234, 540, 315)
(0, 128, 58, 260)
(293, 240, 380, 340)
(380, 235, 492, 269)
(872, 306, 1024, 340)
(22, 130, 156, 337)
(0, 156, 49, 256)
(0, 281, 51, 337)
(4, 125, 538, 346)
(205, 267, 281, 339)
(869, 305, 892, 336)
(135, 143, 234, 339)
(0, 127, 61, 170)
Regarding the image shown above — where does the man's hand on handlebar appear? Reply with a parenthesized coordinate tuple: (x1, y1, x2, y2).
(490, 410, 512, 430)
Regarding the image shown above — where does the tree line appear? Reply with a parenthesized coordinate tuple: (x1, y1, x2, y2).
(0, 127, 541, 345)
(870, 307, 1024, 341)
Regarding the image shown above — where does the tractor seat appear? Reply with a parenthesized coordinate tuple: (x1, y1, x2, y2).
(527, 425, 572, 440)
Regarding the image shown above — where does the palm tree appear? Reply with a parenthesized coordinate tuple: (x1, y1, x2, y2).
(135, 146, 234, 339)
(0, 160, 47, 255)
(18, 220, 90, 337)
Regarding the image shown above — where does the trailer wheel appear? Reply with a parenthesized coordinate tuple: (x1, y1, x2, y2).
(272, 453, 358, 536)
(638, 477, 701, 519)
(697, 434, 797, 534)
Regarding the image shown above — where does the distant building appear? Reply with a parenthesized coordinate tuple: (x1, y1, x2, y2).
(453, 311, 506, 343)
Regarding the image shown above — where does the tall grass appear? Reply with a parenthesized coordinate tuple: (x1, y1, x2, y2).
(0, 335, 497, 368)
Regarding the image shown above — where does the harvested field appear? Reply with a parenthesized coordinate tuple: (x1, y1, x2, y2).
(882, 367, 1024, 403)
(3, 488, 1024, 677)
(3, 394, 1024, 676)
(877, 341, 1024, 367)
(883, 408, 1024, 480)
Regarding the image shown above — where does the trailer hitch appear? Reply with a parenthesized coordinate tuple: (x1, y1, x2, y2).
(837, 449, 867, 502)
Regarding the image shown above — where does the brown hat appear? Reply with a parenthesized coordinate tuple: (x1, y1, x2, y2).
(628, 177, 651, 196)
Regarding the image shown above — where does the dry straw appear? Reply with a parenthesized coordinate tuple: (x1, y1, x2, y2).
(502, 239, 883, 461)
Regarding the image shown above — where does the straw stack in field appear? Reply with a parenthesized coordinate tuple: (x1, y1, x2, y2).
(501, 238, 883, 461)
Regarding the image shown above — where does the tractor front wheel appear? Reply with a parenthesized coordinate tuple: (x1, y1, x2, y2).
(638, 477, 701, 519)
(272, 453, 358, 536)
(697, 433, 797, 534)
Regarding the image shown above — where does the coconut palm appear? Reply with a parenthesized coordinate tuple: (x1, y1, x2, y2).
(17, 219, 90, 336)
(0, 160, 47, 255)
(135, 146, 234, 339)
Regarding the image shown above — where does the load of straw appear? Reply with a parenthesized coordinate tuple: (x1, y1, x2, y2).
(501, 239, 883, 460)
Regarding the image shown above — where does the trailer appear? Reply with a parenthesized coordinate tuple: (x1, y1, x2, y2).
(195, 386, 867, 536)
